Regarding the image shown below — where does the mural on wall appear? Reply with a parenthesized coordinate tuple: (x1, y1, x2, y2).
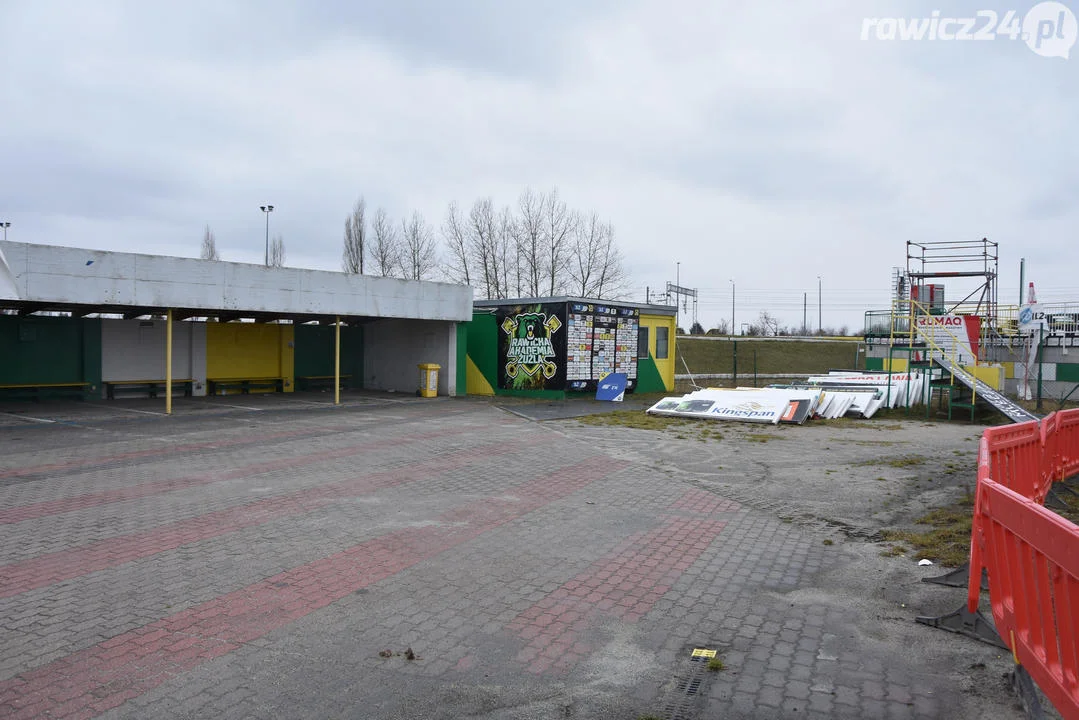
(498, 303, 566, 391)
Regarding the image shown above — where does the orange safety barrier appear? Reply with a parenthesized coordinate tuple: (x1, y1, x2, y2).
(1059, 408, 1079, 482)
(921, 412, 1079, 720)
(974, 476, 1079, 720)
(982, 421, 1043, 500)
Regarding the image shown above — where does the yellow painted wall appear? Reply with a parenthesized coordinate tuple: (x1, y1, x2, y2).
(1003, 361, 1015, 379)
(882, 357, 909, 371)
(465, 355, 495, 396)
(206, 323, 295, 392)
(963, 364, 1004, 390)
(640, 313, 676, 391)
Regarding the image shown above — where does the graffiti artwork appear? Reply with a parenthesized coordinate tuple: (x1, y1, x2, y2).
(500, 309, 563, 388)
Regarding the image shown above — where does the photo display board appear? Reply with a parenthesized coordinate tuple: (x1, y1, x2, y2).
(565, 302, 639, 392)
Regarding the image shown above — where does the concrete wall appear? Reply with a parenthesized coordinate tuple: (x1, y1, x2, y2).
(0, 241, 473, 322)
(363, 319, 457, 396)
(101, 319, 207, 395)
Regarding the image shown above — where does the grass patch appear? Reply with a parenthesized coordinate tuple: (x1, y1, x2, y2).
(677, 337, 861, 376)
(880, 545, 907, 557)
(745, 433, 782, 443)
(880, 492, 974, 566)
(576, 410, 693, 431)
(822, 539, 834, 546)
(706, 657, 727, 672)
(1053, 486, 1079, 525)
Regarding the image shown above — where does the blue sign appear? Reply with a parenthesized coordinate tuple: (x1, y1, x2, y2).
(595, 372, 627, 402)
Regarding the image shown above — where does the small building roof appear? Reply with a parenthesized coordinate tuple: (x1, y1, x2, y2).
(0, 241, 473, 323)
(472, 296, 677, 316)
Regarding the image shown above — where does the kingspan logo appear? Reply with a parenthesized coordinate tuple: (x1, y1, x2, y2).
(710, 400, 777, 419)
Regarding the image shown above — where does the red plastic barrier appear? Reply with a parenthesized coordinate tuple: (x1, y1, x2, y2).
(975, 476, 1079, 720)
(966, 437, 992, 616)
(1041, 412, 1061, 501)
(1059, 408, 1079, 482)
(982, 421, 1044, 500)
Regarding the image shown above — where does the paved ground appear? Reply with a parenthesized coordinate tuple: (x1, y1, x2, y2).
(0, 392, 1028, 719)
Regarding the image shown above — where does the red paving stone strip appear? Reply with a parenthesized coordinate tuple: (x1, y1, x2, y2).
(667, 488, 741, 514)
(0, 425, 343, 481)
(0, 423, 483, 525)
(506, 515, 727, 674)
(0, 434, 551, 599)
(0, 455, 621, 720)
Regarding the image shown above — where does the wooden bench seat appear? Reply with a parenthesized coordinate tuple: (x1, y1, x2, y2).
(207, 377, 284, 395)
(296, 375, 351, 391)
(104, 379, 194, 400)
(0, 382, 90, 400)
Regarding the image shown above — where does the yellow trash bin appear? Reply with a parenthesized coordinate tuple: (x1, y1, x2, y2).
(417, 363, 441, 398)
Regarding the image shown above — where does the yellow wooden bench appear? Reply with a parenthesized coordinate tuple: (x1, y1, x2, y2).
(104, 379, 194, 400)
(207, 377, 284, 395)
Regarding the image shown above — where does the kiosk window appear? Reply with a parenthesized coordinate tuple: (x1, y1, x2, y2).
(656, 327, 669, 359)
(637, 326, 650, 359)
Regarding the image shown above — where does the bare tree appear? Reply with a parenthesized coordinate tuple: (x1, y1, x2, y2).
(342, 196, 366, 274)
(268, 234, 286, 268)
(754, 311, 780, 336)
(516, 188, 544, 296)
(467, 199, 497, 298)
(200, 225, 220, 261)
(497, 205, 519, 298)
(542, 188, 574, 296)
(441, 202, 471, 287)
(400, 212, 437, 281)
(369, 207, 401, 277)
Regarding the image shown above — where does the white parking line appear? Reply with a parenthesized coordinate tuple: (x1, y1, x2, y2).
(214, 402, 263, 411)
(101, 405, 165, 416)
(0, 411, 55, 424)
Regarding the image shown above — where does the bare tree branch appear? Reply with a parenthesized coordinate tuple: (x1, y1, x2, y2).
(516, 188, 544, 296)
(401, 211, 437, 281)
(441, 201, 471, 287)
(269, 234, 285, 268)
(370, 207, 401, 277)
(341, 196, 366, 274)
(542, 188, 574, 296)
(200, 225, 220, 261)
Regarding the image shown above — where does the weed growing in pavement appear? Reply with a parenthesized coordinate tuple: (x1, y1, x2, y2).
(706, 657, 726, 672)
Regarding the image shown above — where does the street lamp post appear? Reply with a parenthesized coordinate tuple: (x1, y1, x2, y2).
(676, 261, 680, 330)
(260, 205, 274, 266)
(0, 222, 10, 242)
(730, 279, 735, 336)
(817, 275, 823, 333)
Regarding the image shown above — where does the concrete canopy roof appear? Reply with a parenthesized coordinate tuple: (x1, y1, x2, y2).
(0, 242, 473, 323)
(472, 296, 677, 316)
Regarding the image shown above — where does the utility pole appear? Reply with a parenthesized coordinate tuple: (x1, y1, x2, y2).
(803, 292, 807, 335)
(0, 222, 9, 242)
(260, 205, 274, 266)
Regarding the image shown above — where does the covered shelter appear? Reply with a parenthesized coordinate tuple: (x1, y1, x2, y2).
(0, 241, 472, 411)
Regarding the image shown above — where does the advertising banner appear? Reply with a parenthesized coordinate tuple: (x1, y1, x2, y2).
(915, 314, 981, 364)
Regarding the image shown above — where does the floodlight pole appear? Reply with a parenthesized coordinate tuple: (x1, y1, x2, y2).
(260, 205, 274, 266)
(0, 222, 10, 242)
(730, 279, 735, 336)
(817, 275, 823, 333)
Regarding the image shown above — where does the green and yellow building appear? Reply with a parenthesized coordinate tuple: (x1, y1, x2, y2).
(464, 297, 677, 398)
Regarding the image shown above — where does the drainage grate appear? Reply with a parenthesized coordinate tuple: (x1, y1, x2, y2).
(654, 645, 721, 720)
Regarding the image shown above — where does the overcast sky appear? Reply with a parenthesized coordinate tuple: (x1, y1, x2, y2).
(2, 0, 1076, 331)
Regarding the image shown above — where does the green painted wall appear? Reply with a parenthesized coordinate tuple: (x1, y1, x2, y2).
(635, 357, 668, 393)
(0, 316, 101, 396)
(456, 323, 467, 395)
(466, 313, 499, 391)
(293, 324, 364, 388)
(865, 356, 884, 371)
(1058, 363, 1079, 383)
